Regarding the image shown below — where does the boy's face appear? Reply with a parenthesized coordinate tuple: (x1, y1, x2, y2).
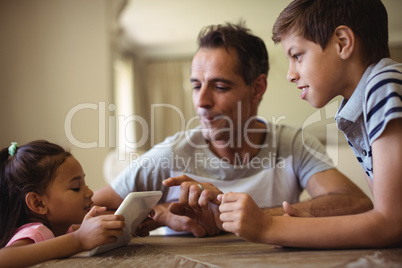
(280, 33, 345, 108)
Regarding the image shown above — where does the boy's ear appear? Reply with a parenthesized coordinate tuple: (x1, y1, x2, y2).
(334, 25, 355, 60)
(25, 192, 48, 215)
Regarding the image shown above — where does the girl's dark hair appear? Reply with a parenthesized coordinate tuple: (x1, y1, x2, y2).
(197, 21, 269, 85)
(0, 140, 71, 248)
(272, 0, 390, 65)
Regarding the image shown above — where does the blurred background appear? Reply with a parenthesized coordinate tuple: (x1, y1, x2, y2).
(1, 0, 401, 195)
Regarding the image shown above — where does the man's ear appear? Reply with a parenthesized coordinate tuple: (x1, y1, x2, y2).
(252, 74, 267, 103)
(25, 192, 48, 215)
(334, 25, 355, 60)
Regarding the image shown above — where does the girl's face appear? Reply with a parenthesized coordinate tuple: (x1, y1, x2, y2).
(42, 156, 93, 232)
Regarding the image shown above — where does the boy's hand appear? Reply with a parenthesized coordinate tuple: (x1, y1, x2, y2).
(218, 193, 271, 243)
(282, 201, 313, 217)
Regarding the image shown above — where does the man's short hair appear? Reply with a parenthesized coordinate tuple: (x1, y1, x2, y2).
(272, 0, 390, 64)
(197, 22, 269, 85)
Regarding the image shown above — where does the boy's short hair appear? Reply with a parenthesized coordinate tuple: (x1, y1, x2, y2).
(197, 22, 269, 85)
(272, 0, 390, 64)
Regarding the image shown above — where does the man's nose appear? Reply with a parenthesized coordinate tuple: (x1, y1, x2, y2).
(196, 86, 214, 108)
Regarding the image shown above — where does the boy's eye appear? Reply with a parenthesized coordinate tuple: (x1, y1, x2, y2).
(71, 188, 80, 192)
(292, 54, 301, 61)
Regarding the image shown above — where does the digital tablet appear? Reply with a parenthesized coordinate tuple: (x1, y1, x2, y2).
(89, 191, 162, 256)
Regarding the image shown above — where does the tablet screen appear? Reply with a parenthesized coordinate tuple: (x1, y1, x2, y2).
(89, 191, 162, 255)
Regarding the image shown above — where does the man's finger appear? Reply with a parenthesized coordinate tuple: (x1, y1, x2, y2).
(186, 221, 207, 237)
(169, 202, 187, 216)
(199, 190, 220, 208)
(188, 184, 202, 212)
(163, 175, 195, 187)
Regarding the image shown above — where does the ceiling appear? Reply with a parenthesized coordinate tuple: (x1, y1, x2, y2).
(118, 0, 402, 58)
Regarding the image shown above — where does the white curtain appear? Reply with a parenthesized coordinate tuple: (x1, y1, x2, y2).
(132, 57, 196, 150)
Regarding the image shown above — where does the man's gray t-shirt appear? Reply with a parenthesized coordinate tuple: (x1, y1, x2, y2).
(111, 121, 333, 208)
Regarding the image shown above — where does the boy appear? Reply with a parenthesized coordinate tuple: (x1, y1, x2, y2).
(218, 0, 402, 248)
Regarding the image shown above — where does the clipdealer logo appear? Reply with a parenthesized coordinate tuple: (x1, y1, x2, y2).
(64, 102, 148, 150)
(64, 101, 340, 166)
(64, 101, 286, 154)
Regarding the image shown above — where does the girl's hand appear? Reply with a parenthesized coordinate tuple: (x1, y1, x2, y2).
(73, 206, 125, 251)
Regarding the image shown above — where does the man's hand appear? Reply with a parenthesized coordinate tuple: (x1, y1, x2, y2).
(162, 175, 224, 236)
(163, 175, 223, 210)
(137, 203, 219, 237)
(168, 202, 222, 236)
(132, 210, 156, 237)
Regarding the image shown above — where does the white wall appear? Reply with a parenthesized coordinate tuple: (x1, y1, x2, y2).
(0, 0, 113, 191)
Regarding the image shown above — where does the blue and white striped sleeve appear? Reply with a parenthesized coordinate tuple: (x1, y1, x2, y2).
(365, 66, 402, 144)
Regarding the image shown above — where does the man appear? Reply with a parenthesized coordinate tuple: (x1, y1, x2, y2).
(93, 22, 372, 237)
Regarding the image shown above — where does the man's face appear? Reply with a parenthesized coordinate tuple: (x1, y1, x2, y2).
(191, 47, 259, 147)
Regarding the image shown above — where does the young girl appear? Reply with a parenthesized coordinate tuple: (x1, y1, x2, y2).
(0, 140, 125, 267)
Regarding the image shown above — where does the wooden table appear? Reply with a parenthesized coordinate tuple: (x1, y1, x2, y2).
(33, 233, 402, 267)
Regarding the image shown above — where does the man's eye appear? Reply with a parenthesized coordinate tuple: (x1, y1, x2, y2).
(216, 86, 230, 91)
(71, 188, 80, 192)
